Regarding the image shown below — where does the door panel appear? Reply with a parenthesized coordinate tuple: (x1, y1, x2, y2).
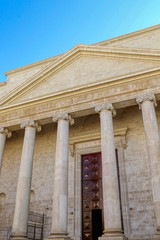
(82, 153, 103, 240)
(82, 151, 123, 240)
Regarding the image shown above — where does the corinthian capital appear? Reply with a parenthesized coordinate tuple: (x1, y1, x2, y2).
(53, 113, 74, 125)
(20, 120, 41, 132)
(95, 103, 116, 117)
(0, 127, 12, 138)
(136, 94, 157, 109)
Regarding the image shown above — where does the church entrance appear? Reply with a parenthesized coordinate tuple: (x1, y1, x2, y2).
(82, 153, 103, 240)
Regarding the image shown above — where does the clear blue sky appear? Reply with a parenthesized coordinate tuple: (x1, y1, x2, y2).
(0, 0, 160, 82)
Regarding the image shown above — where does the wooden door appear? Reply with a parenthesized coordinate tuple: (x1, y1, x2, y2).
(82, 153, 103, 240)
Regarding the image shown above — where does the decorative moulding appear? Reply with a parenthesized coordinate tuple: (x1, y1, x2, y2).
(1, 43, 160, 107)
(69, 127, 128, 156)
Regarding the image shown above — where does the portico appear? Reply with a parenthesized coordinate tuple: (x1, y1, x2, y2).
(0, 94, 160, 240)
(1, 25, 160, 240)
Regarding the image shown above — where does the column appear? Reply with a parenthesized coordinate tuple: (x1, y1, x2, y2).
(11, 120, 41, 240)
(0, 127, 12, 171)
(136, 94, 160, 239)
(48, 113, 74, 240)
(95, 103, 126, 240)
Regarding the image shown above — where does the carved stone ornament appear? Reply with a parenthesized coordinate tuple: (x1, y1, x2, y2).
(20, 120, 41, 132)
(53, 113, 74, 125)
(0, 127, 12, 138)
(95, 103, 116, 117)
(136, 94, 157, 109)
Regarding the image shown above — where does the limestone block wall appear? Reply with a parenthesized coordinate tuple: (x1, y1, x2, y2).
(0, 105, 159, 240)
(0, 123, 57, 239)
(0, 130, 23, 229)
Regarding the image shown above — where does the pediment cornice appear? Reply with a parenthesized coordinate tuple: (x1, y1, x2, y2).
(94, 24, 160, 46)
(0, 66, 160, 113)
(1, 44, 160, 107)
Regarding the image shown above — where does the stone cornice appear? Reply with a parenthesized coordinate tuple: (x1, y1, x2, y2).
(1, 72, 160, 128)
(1, 66, 160, 112)
(4, 54, 63, 76)
(69, 128, 128, 156)
(0, 82, 6, 87)
(94, 24, 160, 46)
(1, 45, 160, 107)
(4, 25, 160, 76)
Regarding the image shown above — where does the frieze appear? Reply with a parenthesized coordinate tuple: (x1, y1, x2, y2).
(0, 75, 160, 127)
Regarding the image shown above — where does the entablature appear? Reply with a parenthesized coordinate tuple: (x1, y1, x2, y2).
(0, 67, 160, 130)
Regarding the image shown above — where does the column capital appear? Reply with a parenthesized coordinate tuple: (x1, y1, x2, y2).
(136, 94, 157, 109)
(20, 120, 41, 132)
(53, 113, 74, 125)
(0, 127, 12, 138)
(95, 103, 116, 116)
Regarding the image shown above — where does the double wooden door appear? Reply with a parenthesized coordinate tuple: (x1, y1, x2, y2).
(82, 153, 103, 240)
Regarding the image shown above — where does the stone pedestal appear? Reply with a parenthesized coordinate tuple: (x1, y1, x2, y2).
(10, 121, 41, 240)
(0, 127, 11, 171)
(137, 94, 160, 238)
(48, 113, 74, 240)
(95, 103, 126, 240)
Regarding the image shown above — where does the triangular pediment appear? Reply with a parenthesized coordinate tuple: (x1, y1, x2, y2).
(1, 45, 160, 107)
(95, 25, 160, 49)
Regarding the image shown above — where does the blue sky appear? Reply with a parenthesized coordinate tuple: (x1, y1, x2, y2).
(0, 0, 160, 82)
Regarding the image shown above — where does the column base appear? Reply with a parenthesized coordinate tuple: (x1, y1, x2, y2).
(154, 232, 160, 240)
(10, 234, 28, 240)
(48, 233, 70, 240)
(10, 238, 27, 240)
(48, 238, 70, 240)
(99, 233, 127, 240)
(99, 237, 126, 240)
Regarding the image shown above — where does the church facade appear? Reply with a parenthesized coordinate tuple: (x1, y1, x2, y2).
(0, 25, 160, 240)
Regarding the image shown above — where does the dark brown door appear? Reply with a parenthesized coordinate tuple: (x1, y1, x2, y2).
(82, 153, 103, 240)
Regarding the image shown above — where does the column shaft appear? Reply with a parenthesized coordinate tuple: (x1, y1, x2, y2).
(0, 133, 6, 170)
(0, 128, 11, 171)
(137, 95, 160, 238)
(49, 113, 73, 240)
(11, 121, 40, 240)
(52, 119, 69, 234)
(96, 103, 125, 240)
